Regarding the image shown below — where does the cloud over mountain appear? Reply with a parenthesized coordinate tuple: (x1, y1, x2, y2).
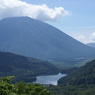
(0, 0, 70, 21)
(90, 32, 95, 41)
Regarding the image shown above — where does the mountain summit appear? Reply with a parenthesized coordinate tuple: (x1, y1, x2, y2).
(0, 17, 95, 60)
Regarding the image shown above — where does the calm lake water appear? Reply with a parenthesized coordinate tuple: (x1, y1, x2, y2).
(35, 73, 66, 85)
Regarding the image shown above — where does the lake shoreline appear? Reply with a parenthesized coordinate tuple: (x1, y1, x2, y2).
(34, 72, 66, 85)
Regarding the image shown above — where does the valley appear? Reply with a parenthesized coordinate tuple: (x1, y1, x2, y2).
(50, 57, 93, 69)
(0, 17, 95, 95)
(0, 51, 59, 83)
(47, 59, 95, 95)
(34, 73, 66, 85)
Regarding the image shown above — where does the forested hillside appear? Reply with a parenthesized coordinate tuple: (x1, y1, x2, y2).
(0, 51, 58, 82)
(47, 59, 95, 95)
(58, 59, 95, 86)
(0, 76, 51, 95)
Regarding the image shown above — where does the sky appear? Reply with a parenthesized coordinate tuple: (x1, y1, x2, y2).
(0, 0, 95, 44)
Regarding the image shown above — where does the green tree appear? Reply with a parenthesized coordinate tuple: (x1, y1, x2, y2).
(0, 76, 51, 95)
(0, 76, 15, 95)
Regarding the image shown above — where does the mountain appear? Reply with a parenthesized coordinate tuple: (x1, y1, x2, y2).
(58, 59, 95, 86)
(0, 51, 58, 82)
(0, 17, 95, 60)
(87, 43, 95, 48)
(48, 59, 95, 95)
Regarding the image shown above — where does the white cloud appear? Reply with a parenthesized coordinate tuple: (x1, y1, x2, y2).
(75, 35, 86, 43)
(89, 32, 95, 42)
(77, 35, 86, 41)
(0, 0, 70, 21)
(75, 33, 95, 44)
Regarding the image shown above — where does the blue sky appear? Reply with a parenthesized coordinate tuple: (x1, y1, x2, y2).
(1, 0, 95, 44)
(21, 0, 95, 44)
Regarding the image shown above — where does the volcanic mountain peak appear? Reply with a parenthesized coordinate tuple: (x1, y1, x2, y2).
(0, 17, 95, 60)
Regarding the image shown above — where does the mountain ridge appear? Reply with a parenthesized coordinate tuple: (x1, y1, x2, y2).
(0, 51, 58, 82)
(0, 17, 95, 60)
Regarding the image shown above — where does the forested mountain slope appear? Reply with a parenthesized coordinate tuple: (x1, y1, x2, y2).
(0, 17, 95, 60)
(58, 59, 95, 86)
(0, 51, 58, 82)
(48, 59, 95, 95)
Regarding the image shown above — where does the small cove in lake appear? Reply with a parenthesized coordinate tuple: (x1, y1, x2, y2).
(34, 73, 66, 85)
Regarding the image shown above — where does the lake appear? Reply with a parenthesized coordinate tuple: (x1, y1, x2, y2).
(34, 73, 66, 85)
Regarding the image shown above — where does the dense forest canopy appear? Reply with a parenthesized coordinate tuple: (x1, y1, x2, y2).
(0, 76, 51, 95)
(47, 59, 95, 95)
(0, 51, 58, 82)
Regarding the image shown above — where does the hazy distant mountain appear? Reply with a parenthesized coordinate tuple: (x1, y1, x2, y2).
(0, 51, 58, 82)
(87, 43, 95, 48)
(0, 17, 95, 60)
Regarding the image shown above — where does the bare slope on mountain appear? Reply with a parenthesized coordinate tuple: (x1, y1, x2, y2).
(0, 17, 95, 60)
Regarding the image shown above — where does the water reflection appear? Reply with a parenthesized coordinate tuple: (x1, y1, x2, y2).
(35, 73, 66, 85)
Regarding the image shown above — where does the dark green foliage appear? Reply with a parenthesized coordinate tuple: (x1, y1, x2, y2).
(0, 76, 15, 95)
(46, 59, 95, 95)
(51, 58, 92, 70)
(47, 85, 95, 95)
(0, 51, 58, 82)
(0, 76, 51, 95)
(60, 67, 78, 74)
(58, 59, 95, 86)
